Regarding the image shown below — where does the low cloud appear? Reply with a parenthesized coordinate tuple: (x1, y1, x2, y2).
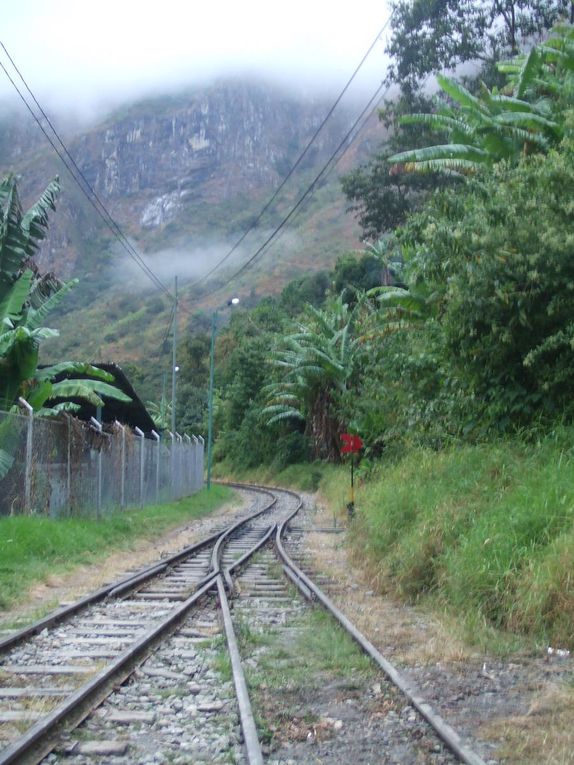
(0, 0, 390, 122)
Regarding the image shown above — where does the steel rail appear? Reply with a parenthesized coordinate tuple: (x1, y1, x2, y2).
(216, 576, 264, 765)
(0, 577, 217, 765)
(0, 486, 277, 653)
(0, 486, 282, 764)
(210, 485, 277, 586)
(274, 497, 488, 765)
(0, 528, 223, 653)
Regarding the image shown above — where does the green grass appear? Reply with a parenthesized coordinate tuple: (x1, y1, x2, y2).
(215, 460, 336, 493)
(211, 635, 233, 682)
(244, 607, 374, 690)
(0, 485, 232, 612)
(320, 428, 574, 651)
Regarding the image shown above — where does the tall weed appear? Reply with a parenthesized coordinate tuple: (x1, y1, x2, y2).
(332, 429, 574, 648)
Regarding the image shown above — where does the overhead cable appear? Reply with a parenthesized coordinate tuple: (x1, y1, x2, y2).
(0, 43, 173, 299)
(199, 79, 387, 300)
(189, 13, 393, 288)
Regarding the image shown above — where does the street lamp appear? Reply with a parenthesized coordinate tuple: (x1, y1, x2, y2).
(206, 297, 240, 488)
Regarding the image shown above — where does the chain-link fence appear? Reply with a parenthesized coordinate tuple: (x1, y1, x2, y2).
(0, 407, 204, 518)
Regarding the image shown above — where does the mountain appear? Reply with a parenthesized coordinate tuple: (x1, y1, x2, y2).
(0, 78, 380, 394)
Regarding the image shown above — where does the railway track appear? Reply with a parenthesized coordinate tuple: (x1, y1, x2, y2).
(0, 484, 489, 765)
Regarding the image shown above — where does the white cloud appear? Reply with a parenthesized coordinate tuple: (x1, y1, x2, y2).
(0, 0, 391, 116)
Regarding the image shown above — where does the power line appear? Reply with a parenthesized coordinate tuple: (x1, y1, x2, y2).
(199, 79, 387, 300)
(0, 43, 173, 299)
(189, 13, 393, 289)
(263, 86, 391, 253)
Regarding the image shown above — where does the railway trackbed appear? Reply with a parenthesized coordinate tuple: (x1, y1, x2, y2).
(0, 485, 490, 765)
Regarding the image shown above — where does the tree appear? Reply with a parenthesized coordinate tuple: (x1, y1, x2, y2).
(400, 133, 574, 428)
(262, 296, 359, 461)
(0, 175, 130, 477)
(341, 94, 444, 239)
(385, 0, 572, 96)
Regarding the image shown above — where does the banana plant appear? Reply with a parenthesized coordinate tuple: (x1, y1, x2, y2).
(0, 270, 131, 478)
(388, 72, 561, 175)
(0, 175, 131, 480)
(0, 174, 60, 298)
(262, 296, 359, 461)
(499, 23, 574, 109)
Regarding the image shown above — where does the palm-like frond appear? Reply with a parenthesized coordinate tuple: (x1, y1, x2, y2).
(50, 379, 131, 406)
(35, 362, 114, 383)
(0, 176, 60, 280)
(0, 270, 33, 327)
(399, 112, 475, 137)
(26, 279, 78, 331)
(18, 177, 60, 256)
(437, 74, 490, 116)
(390, 143, 491, 167)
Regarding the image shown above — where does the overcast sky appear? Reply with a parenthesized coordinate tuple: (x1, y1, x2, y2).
(0, 1, 392, 118)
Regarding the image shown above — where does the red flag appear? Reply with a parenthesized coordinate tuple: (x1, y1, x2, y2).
(340, 433, 363, 454)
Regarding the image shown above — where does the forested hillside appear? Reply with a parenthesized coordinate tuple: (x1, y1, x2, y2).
(0, 79, 372, 396)
(2, 0, 574, 651)
(197, 12, 574, 649)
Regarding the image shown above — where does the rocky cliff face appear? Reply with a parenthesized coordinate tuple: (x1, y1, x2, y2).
(0, 78, 362, 281)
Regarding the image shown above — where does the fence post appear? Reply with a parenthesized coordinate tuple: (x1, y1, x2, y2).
(90, 417, 103, 518)
(151, 430, 160, 503)
(192, 435, 199, 492)
(114, 421, 126, 510)
(184, 434, 191, 495)
(65, 415, 72, 513)
(135, 427, 145, 508)
(176, 432, 183, 499)
(18, 398, 33, 514)
(198, 435, 205, 489)
(168, 431, 175, 500)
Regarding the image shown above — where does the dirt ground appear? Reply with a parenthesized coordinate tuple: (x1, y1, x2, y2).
(2, 488, 573, 763)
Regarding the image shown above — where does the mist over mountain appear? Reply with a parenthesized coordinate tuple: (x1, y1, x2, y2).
(0, 76, 378, 370)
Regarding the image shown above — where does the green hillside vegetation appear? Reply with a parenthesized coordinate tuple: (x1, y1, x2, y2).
(3, 12, 574, 654)
(203, 22, 574, 648)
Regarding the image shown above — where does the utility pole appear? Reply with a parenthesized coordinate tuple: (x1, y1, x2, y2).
(206, 297, 239, 489)
(171, 276, 178, 435)
(206, 309, 217, 490)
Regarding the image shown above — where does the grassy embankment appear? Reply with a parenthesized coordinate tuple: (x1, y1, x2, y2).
(222, 427, 574, 651)
(0, 485, 232, 613)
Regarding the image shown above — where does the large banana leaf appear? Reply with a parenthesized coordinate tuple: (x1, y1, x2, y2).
(49, 379, 132, 407)
(436, 74, 490, 115)
(25, 279, 78, 331)
(0, 176, 60, 281)
(400, 112, 475, 137)
(18, 177, 60, 255)
(0, 177, 27, 279)
(0, 270, 33, 327)
(35, 361, 114, 383)
(389, 143, 491, 173)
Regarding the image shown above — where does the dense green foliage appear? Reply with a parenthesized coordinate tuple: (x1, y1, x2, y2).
(341, 93, 444, 239)
(401, 139, 574, 429)
(0, 175, 131, 478)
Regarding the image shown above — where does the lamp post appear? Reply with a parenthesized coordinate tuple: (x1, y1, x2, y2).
(206, 297, 239, 489)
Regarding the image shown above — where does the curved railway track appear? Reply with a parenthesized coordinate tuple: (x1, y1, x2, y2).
(0, 484, 489, 765)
